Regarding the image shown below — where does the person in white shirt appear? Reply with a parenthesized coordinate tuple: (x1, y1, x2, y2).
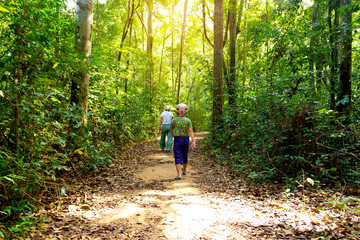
(159, 105, 174, 152)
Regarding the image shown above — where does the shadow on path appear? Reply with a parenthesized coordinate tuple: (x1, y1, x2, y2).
(39, 132, 359, 239)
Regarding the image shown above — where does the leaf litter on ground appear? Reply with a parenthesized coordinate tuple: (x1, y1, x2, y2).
(34, 132, 359, 240)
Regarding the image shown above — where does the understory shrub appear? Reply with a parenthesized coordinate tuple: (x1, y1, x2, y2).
(207, 85, 360, 185)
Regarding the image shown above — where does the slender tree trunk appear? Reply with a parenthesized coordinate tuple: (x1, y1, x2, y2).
(146, 0, 153, 111)
(14, 24, 24, 156)
(228, 0, 237, 118)
(70, 0, 94, 137)
(141, 10, 145, 51)
(328, 0, 339, 110)
(265, 0, 269, 85)
(237, 0, 247, 86)
(118, 0, 137, 62)
(242, 21, 247, 86)
(159, 33, 169, 83)
(213, 0, 224, 129)
(236, 0, 245, 35)
(223, 11, 230, 48)
(202, 0, 213, 47)
(125, 18, 133, 93)
(336, 0, 352, 115)
(309, 0, 319, 94)
(186, 77, 196, 102)
(97, 0, 99, 49)
(202, 31, 205, 55)
(171, 3, 175, 91)
(237, 0, 246, 99)
(176, 0, 188, 104)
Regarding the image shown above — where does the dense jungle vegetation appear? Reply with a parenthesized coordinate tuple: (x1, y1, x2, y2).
(0, 0, 359, 237)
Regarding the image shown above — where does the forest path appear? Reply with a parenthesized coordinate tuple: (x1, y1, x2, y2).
(39, 132, 358, 239)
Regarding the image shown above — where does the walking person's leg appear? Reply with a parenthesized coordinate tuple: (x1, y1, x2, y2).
(173, 136, 184, 179)
(181, 137, 189, 175)
(160, 126, 166, 150)
(165, 128, 173, 151)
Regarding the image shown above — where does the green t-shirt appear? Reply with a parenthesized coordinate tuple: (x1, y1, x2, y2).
(170, 116, 192, 137)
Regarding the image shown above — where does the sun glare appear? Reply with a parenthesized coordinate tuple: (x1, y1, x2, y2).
(66, 0, 107, 10)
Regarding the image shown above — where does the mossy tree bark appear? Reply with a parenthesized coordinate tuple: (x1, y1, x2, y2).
(70, 0, 94, 138)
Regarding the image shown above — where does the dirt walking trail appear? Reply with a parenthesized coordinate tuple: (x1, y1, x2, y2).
(39, 132, 359, 240)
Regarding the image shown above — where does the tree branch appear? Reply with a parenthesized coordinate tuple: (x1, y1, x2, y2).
(202, 0, 214, 48)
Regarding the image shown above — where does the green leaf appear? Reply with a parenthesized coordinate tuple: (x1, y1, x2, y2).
(74, 121, 82, 129)
(84, 126, 89, 138)
(10, 227, 21, 233)
(329, 167, 337, 172)
(85, 111, 92, 119)
(74, 147, 85, 155)
(53, 165, 68, 171)
(53, 62, 59, 68)
(50, 97, 61, 103)
(2, 176, 15, 184)
(0, 6, 9, 13)
(0, 194, 8, 199)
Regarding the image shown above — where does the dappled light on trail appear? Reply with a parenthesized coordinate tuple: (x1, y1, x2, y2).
(39, 133, 360, 239)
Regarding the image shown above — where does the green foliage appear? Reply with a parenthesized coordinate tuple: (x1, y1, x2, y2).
(0, 0, 358, 237)
(209, 80, 360, 184)
(324, 197, 360, 214)
(207, 0, 360, 186)
(1, 0, 177, 234)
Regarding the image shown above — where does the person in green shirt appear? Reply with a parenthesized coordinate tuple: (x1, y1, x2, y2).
(170, 103, 196, 180)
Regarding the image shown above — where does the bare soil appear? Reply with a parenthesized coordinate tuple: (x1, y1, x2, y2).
(36, 132, 359, 239)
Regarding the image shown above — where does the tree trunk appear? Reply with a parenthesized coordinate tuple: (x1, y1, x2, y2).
(236, 0, 245, 35)
(96, 0, 100, 49)
(176, 0, 188, 105)
(309, 0, 319, 94)
(336, 0, 352, 115)
(146, 0, 153, 111)
(328, 0, 339, 110)
(125, 17, 133, 93)
(228, 0, 237, 118)
(202, 0, 213, 47)
(159, 33, 169, 83)
(118, 0, 137, 62)
(241, 21, 247, 86)
(70, 0, 93, 137)
(213, 0, 224, 129)
(14, 24, 24, 155)
(171, 3, 175, 91)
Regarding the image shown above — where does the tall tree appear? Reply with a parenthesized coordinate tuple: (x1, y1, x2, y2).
(159, 32, 170, 83)
(309, 0, 320, 94)
(70, 0, 94, 136)
(328, 0, 340, 110)
(227, 0, 238, 119)
(176, 0, 188, 104)
(125, 14, 133, 93)
(239, 1, 247, 86)
(146, 0, 154, 110)
(171, 2, 175, 91)
(118, 0, 138, 62)
(202, 0, 214, 48)
(327, 0, 340, 110)
(213, 0, 224, 129)
(336, 0, 352, 115)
